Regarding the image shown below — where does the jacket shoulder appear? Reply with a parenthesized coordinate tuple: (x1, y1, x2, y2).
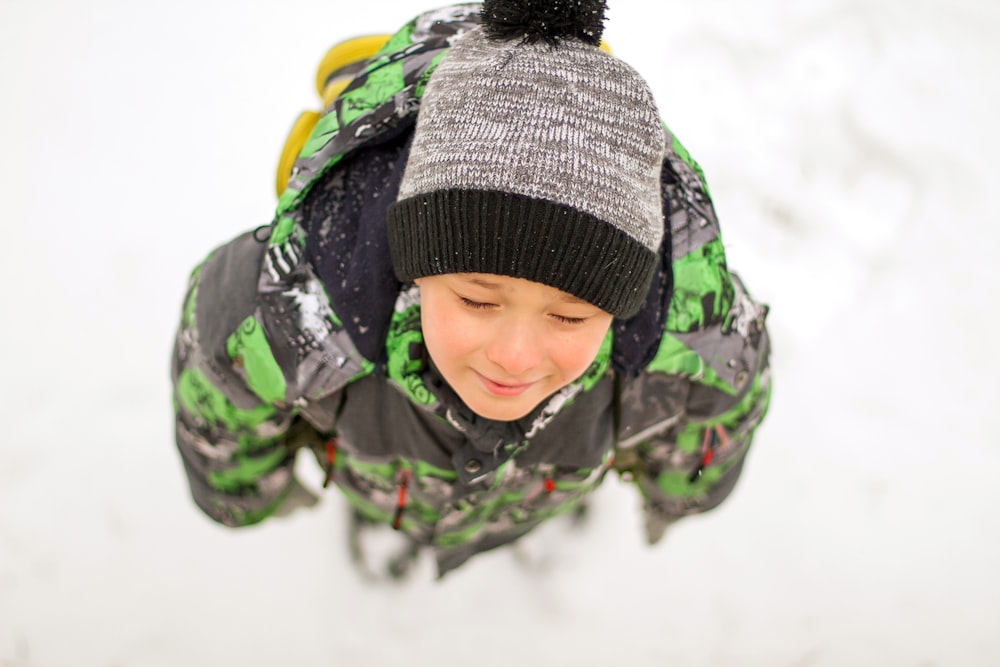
(612, 124, 728, 375)
(183, 229, 374, 412)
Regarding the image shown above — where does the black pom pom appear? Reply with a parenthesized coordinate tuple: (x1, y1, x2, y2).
(481, 0, 608, 46)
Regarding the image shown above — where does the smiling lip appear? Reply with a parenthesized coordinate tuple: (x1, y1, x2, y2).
(475, 371, 536, 397)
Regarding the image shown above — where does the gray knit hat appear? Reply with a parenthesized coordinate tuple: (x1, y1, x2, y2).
(387, 0, 665, 318)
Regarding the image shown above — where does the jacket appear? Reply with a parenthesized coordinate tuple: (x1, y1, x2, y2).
(171, 3, 772, 577)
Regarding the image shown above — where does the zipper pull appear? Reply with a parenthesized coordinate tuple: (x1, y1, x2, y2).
(322, 438, 338, 488)
(392, 468, 411, 530)
(687, 425, 727, 483)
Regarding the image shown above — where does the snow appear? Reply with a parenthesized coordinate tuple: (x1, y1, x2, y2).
(2, 0, 998, 665)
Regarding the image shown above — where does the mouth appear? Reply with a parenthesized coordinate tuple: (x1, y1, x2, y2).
(474, 371, 536, 397)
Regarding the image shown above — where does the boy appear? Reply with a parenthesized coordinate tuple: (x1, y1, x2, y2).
(171, 0, 772, 578)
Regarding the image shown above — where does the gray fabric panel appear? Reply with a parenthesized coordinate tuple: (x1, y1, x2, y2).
(195, 230, 267, 357)
(193, 231, 270, 409)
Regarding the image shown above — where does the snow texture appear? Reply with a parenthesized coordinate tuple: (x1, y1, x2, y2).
(1, 0, 998, 665)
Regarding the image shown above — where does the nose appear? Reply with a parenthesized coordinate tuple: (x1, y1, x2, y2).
(485, 318, 544, 378)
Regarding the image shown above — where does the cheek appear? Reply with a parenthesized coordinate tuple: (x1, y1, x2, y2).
(548, 328, 607, 377)
(421, 302, 479, 362)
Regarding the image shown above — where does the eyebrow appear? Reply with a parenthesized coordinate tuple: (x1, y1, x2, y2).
(462, 276, 503, 289)
(459, 276, 591, 305)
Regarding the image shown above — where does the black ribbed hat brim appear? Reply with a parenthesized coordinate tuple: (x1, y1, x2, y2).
(387, 189, 657, 318)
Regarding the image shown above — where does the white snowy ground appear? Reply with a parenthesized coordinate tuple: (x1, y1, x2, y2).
(1, 0, 998, 665)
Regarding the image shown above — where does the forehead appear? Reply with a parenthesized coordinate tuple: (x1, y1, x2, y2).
(451, 273, 591, 305)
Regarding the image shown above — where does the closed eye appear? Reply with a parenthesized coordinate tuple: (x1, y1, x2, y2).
(459, 296, 495, 310)
(550, 314, 588, 325)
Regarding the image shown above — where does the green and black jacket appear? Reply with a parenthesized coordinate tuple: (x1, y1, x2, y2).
(171, 4, 772, 577)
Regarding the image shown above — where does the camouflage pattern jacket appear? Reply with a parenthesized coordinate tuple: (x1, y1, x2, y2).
(171, 4, 772, 577)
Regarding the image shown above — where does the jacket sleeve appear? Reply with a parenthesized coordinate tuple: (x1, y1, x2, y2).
(613, 128, 773, 544)
(171, 231, 304, 527)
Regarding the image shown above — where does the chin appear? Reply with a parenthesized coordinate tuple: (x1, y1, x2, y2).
(464, 396, 539, 422)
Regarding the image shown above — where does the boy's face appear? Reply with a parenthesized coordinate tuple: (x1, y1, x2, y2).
(415, 273, 613, 422)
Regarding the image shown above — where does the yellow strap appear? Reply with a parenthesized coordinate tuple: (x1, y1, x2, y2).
(275, 34, 392, 198)
(275, 111, 320, 197)
(314, 34, 393, 97)
(277, 35, 609, 198)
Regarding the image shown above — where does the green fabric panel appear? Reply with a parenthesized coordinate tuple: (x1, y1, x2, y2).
(655, 463, 728, 499)
(435, 520, 482, 548)
(433, 491, 528, 548)
(294, 19, 418, 165)
(299, 112, 342, 159)
(176, 367, 275, 431)
(552, 477, 590, 492)
(337, 486, 393, 524)
(272, 15, 454, 229)
(666, 238, 731, 333)
(664, 122, 711, 198)
(414, 50, 448, 98)
(403, 497, 441, 525)
(579, 329, 613, 392)
(675, 424, 702, 455)
(534, 497, 586, 522)
(345, 358, 377, 387)
(338, 60, 406, 126)
(385, 303, 436, 405)
(338, 457, 442, 529)
(680, 366, 772, 437)
(226, 316, 287, 405)
(207, 448, 288, 494)
(476, 491, 527, 518)
(345, 457, 396, 482)
(270, 214, 297, 245)
(235, 432, 283, 455)
(647, 325, 771, 497)
(216, 488, 290, 527)
(662, 371, 772, 495)
(368, 20, 416, 65)
(646, 334, 732, 394)
(413, 459, 459, 482)
(489, 460, 514, 490)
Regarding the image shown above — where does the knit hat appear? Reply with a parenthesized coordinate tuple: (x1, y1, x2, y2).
(386, 0, 665, 319)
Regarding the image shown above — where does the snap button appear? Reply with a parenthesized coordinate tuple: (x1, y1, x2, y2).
(735, 371, 749, 388)
(464, 459, 482, 474)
